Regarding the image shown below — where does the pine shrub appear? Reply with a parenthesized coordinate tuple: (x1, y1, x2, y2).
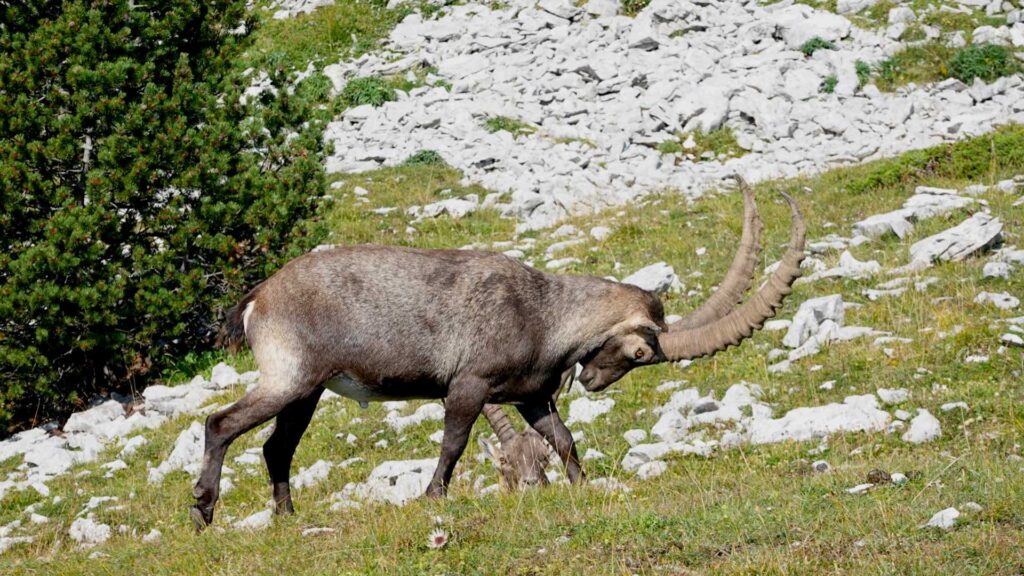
(0, 2, 328, 429)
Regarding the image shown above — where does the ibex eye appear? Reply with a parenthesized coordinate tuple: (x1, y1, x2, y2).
(634, 348, 644, 360)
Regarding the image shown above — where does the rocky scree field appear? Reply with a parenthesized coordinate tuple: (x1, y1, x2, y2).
(3, 0, 1024, 574)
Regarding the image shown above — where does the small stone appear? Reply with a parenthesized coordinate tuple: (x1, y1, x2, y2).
(846, 483, 874, 494)
(902, 409, 941, 444)
(636, 460, 668, 480)
(975, 291, 1020, 310)
(923, 507, 960, 530)
(876, 388, 909, 405)
(866, 468, 891, 484)
(811, 460, 831, 473)
(623, 429, 647, 446)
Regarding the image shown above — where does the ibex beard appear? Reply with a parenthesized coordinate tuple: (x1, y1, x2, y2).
(189, 180, 805, 530)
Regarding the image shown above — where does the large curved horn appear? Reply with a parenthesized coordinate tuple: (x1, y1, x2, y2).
(482, 404, 519, 444)
(657, 192, 806, 362)
(670, 175, 763, 331)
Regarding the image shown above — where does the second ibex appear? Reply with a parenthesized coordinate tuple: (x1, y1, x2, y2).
(190, 179, 806, 529)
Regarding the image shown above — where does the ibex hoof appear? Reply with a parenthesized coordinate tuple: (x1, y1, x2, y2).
(190, 505, 212, 532)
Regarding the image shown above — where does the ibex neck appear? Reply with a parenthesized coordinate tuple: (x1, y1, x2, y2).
(544, 274, 633, 362)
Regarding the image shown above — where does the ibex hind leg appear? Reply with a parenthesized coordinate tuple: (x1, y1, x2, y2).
(190, 378, 310, 531)
(263, 387, 324, 515)
(516, 400, 585, 484)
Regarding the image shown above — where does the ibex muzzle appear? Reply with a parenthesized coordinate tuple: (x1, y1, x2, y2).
(189, 179, 805, 530)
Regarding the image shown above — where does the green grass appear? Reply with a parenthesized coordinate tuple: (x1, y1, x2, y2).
(875, 42, 954, 90)
(658, 128, 747, 162)
(875, 42, 1020, 91)
(241, 1, 414, 73)
(4, 125, 1024, 574)
(820, 75, 838, 94)
(800, 36, 836, 57)
(621, 0, 652, 17)
(482, 115, 537, 137)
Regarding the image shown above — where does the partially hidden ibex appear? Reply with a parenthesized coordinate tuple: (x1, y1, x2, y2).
(477, 367, 574, 489)
(190, 179, 805, 530)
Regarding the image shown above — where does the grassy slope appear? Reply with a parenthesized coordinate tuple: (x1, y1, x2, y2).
(2, 126, 1023, 575)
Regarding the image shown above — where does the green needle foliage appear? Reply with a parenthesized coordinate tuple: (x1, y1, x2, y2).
(800, 36, 836, 57)
(0, 1, 328, 429)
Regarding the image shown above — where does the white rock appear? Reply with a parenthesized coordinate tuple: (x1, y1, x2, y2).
(908, 213, 1003, 267)
(838, 0, 878, 13)
(118, 435, 148, 459)
(582, 448, 606, 461)
(590, 226, 613, 241)
(292, 460, 333, 490)
(853, 212, 913, 240)
(622, 262, 681, 294)
(889, 6, 916, 23)
(651, 410, 689, 443)
(347, 459, 438, 506)
(902, 409, 941, 444)
(974, 291, 1020, 310)
(384, 403, 445, 433)
(148, 421, 204, 484)
(982, 261, 1011, 279)
(69, 517, 111, 548)
(209, 363, 240, 389)
(783, 295, 845, 349)
(141, 528, 161, 543)
(623, 429, 647, 446)
(923, 507, 960, 530)
(233, 509, 273, 531)
(749, 395, 891, 444)
(0, 536, 33, 554)
(846, 483, 874, 494)
(566, 397, 615, 426)
(63, 400, 125, 435)
(1001, 333, 1024, 346)
(636, 460, 668, 480)
(876, 388, 909, 405)
(941, 402, 968, 412)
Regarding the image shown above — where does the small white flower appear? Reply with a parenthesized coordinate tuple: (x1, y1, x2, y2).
(427, 527, 449, 549)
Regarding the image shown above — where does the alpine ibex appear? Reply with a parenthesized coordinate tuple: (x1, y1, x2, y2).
(477, 178, 769, 488)
(189, 179, 805, 530)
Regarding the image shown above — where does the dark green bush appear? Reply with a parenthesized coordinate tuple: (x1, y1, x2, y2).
(800, 37, 836, 57)
(0, 1, 328, 430)
(948, 44, 1017, 84)
(340, 76, 396, 108)
(402, 150, 447, 167)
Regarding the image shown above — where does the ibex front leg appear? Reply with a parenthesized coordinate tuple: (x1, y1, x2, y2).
(516, 399, 585, 484)
(425, 375, 489, 498)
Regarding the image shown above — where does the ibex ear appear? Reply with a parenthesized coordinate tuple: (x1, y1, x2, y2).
(637, 322, 662, 335)
(478, 435, 503, 464)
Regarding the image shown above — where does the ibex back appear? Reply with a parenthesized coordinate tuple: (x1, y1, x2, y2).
(189, 180, 806, 530)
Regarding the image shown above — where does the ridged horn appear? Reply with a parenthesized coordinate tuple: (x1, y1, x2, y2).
(657, 192, 806, 362)
(670, 175, 763, 331)
(481, 404, 518, 444)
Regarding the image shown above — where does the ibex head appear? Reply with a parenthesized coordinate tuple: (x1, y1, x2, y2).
(479, 432, 551, 489)
(575, 185, 805, 392)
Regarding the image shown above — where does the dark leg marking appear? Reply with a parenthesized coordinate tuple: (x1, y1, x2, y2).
(517, 400, 585, 485)
(264, 387, 324, 515)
